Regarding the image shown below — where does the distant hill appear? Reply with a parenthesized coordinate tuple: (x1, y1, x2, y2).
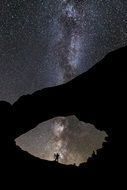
(0, 45, 127, 186)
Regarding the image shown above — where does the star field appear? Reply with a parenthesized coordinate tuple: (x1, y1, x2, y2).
(0, 0, 127, 165)
(0, 0, 127, 102)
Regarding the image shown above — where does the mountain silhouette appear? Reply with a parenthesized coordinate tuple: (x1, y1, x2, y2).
(0, 46, 127, 185)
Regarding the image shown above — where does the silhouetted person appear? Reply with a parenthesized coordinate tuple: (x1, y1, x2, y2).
(92, 151, 96, 158)
(54, 153, 60, 162)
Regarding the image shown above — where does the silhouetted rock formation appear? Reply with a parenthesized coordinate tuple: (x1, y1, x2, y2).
(0, 46, 127, 185)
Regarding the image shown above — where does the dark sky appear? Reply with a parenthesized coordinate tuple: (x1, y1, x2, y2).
(1, 0, 127, 165)
(0, 0, 127, 103)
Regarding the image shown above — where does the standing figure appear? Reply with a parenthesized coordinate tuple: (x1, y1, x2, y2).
(54, 153, 60, 162)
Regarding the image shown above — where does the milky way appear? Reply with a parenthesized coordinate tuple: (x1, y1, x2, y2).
(0, 0, 127, 165)
(0, 0, 127, 102)
(16, 116, 107, 165)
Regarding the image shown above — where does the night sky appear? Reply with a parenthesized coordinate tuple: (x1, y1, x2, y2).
(1, 0, 127, 165)
(0, 0, 127, 102)
(16, 116, 106, 165)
